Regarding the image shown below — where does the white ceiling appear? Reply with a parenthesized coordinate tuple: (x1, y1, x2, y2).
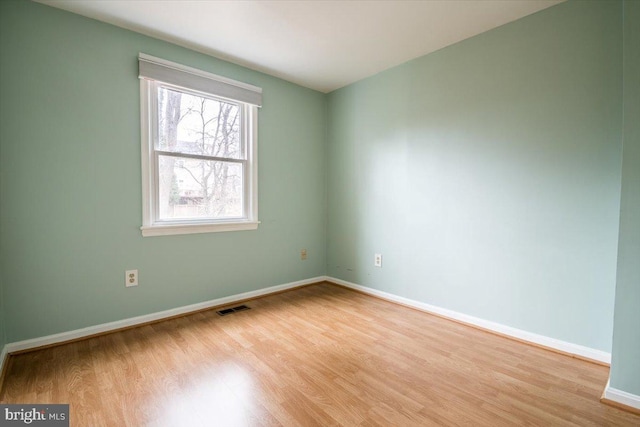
(36, 0, 563, 93)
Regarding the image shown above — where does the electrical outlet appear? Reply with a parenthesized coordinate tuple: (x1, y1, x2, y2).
(125, 269, 138, 287)
(374, 254, 382, 267)
(300, 249, 307, 260)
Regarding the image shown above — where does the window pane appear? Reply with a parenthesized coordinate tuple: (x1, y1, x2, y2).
(157, 87, 242, 159)
(158, 155, 243, 220)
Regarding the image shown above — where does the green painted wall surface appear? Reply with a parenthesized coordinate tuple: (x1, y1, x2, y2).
(326, 0, 622, 352)
(610, 0, 640, 395)
(0, 16, 5, 352)
(0, 0, 326, 342)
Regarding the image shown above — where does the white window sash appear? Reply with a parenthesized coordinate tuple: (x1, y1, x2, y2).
(139, 57, 260, 237)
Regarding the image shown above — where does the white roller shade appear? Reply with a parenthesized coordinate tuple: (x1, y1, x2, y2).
(138, 53, 262, 107)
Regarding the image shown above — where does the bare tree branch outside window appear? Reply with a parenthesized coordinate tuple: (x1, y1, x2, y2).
(157, 88, 242, 220)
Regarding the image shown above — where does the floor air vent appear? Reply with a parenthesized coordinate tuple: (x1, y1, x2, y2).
(216, 305, 251, 316)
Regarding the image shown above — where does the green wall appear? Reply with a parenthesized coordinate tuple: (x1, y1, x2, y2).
(326, 0, 622, 352)
(610, 0, 640, 396)
(0, 0, 326, 342)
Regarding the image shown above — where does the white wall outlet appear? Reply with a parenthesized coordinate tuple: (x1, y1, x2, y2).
(125, 269, 138, 287)
(300, 249, 307, 260)
(374, 254, 382, 267)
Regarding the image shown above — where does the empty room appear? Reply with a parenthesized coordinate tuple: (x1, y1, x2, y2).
(0, 0, 639, 425)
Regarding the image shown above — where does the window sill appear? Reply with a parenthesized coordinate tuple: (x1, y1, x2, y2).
(141, 221, 260, 237)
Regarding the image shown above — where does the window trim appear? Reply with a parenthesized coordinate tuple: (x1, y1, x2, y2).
(139, 54, 260, 237)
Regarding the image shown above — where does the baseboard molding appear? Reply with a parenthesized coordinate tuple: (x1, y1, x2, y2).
(0, 344, 8, 394)
(1, 275, 629, 409)
(602, 378, 640, 414)
(0, 275, 613, 386)
(325, 276, 611, 366)
(3, 276, 325, 356)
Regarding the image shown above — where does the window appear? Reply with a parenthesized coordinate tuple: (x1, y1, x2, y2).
(139, 54, 261, 236)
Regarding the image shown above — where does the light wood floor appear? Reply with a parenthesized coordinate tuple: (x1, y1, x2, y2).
(1, 283, 638, 426)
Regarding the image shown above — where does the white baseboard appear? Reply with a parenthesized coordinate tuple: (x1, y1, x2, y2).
(325, 276, 611, 365)
(3, 276, 325, 355)
(0, 344, 8, 381)
(0, 275, 613, 383)
(603, 378, 640, 411)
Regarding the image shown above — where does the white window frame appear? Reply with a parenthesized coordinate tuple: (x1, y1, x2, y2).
(138, 54, 260, 237)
